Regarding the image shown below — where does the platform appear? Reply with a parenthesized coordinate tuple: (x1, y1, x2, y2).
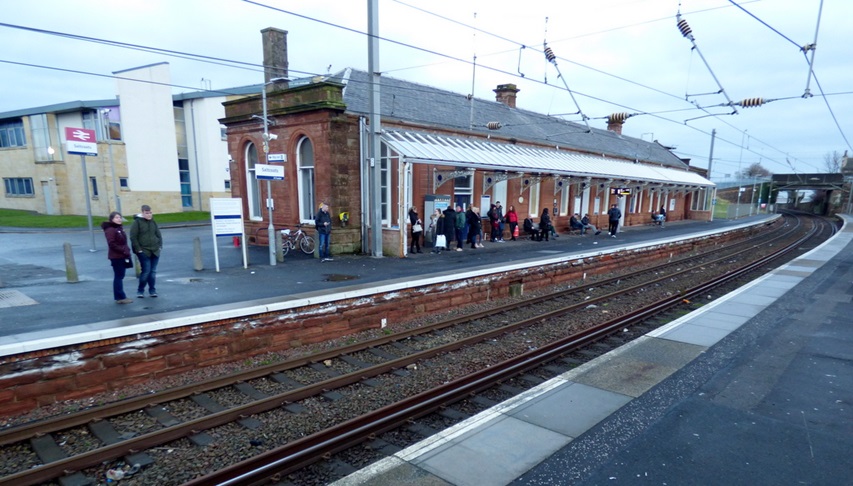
(332, 214, 853, 485)
(0, 215, 770, 356)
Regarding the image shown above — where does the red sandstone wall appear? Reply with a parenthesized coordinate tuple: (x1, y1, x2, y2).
(0, 227, 756, 417)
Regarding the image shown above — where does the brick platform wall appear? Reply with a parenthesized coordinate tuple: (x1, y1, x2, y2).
(0, 226, 763, 417)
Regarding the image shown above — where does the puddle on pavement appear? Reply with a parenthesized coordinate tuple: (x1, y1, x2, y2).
(324, 274, 358, 282)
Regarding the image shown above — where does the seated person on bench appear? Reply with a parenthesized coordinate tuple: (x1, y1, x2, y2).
(581, 214, 602, 235)
(523, 216, 541, 240)
(569, 213, 586, 235)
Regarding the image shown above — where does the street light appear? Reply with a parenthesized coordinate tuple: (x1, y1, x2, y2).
(261, 77, 288, 266)
(101, 109, 121, 213)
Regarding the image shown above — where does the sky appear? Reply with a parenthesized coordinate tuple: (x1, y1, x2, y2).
(2, 0, 851, 180)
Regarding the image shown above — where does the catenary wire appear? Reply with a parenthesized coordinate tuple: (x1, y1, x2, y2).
(2, 3, 837, 171)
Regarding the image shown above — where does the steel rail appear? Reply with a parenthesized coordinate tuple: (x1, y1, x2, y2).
(184, 216, 821, 485)
(0, 216, 789, 447)
(0, 216, 809, 485)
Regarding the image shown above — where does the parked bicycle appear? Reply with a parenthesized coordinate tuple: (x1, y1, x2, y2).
(280, 224, 316, 256)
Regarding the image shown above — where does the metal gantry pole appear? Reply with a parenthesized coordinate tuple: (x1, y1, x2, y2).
(707, 129, 716, 222)
(368, 0, 383, 258)
(80, 155, 96, 251)
(262, 86, 276, 266)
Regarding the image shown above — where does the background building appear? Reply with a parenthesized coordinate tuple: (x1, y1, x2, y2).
(0, 63, 255, 216)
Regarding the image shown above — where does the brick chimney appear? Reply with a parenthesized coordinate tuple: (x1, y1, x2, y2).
(606, 112, 628, 135)
(493, 84, 520, 108)
(262, 27, 288, 88)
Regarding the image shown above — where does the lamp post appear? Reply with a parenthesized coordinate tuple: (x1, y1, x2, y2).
(101, 109, 121, 213)
(261, 78, 288, 265)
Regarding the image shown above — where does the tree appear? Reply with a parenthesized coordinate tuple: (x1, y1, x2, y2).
(739, 162, 771, 178)
(822, 150, 844, 173)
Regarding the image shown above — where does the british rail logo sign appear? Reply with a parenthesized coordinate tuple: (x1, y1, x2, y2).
(65, 127, 98, 156)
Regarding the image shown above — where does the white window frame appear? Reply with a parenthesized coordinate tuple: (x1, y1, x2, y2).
(245, 142, 262, 220)
(529, 183, 540, 217)
(560, 186, 569, 216)
(454, 174, 473, 209)
(297, 136, 316, 224)
(493, 180, 507, 208)
(380, 142, 391, 225)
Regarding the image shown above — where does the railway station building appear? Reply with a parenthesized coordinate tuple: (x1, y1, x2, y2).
(220, 29, 715, 257)
(1, 28, 714, 259)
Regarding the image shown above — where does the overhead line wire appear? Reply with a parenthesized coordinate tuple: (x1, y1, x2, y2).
(3, 3, 831, 171)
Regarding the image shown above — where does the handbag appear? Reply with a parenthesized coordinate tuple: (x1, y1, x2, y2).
(412, 223, 423, 233)
(435, 234, 447, 248)
(124, 258, 134, 268)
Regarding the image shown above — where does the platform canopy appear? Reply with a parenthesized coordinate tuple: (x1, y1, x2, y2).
(382, 130, 714, 188)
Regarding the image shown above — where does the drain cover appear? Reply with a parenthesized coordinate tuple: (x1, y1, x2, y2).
(0, 289, 38, 309)
(324, 274, 358, 282)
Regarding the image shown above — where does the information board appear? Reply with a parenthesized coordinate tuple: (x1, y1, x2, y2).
(210, 198, 247, 271)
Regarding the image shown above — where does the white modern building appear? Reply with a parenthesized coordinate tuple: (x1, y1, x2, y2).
(0, 62, 257, 216)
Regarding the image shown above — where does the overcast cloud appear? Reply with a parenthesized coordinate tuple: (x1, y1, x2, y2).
(2, 0, 851, 178)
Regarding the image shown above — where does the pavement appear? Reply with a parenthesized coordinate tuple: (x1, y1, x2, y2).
(0, 215, 768, 345)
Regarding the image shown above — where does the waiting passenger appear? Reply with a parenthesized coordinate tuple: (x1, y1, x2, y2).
(569, 213, 585, 235)
(487, 203, 501, 242)
(523, 215, 541, 241)
(539, 208, 553, 241)
(581, 214, 602, 235)
(467, 206, 483, 248)
(505, 205, 519, 240)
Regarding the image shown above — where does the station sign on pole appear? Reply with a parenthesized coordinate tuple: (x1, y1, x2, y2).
(65, 127, 98, 156)
(66, 127, 98, 251)
(255, 164, 285, 180)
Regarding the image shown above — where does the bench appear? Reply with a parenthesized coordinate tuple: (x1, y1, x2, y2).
(649, 215, 666, 227)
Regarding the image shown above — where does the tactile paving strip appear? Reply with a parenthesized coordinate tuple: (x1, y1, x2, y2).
(0, 289, 38, 308)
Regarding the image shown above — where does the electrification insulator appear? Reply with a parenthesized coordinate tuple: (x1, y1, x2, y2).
(608, 112, 629, 124)
(677, 18, 692, 38)
(544, 46, 556, 63)
(486, 121, 503, 130)
(738, 97, 765, 108)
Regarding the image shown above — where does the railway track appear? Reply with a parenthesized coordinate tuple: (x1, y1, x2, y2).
(0, 213, 834, 485)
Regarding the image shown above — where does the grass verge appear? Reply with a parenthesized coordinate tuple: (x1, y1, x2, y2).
(0, 209, 210, 228)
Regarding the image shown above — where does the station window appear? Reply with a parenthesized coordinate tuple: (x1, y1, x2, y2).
(0, 119, 26, 148)
(297, 137, 316, 223)
(246, 142, 262, 220)
(4, 177, 34, 196)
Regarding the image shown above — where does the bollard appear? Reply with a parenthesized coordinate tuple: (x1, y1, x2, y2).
(64, 242, 79, 283)
(193, 237, 204, 271)
(275, 231, 284, 263)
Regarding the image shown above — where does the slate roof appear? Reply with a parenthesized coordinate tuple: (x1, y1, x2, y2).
(332, 68, 692, 171)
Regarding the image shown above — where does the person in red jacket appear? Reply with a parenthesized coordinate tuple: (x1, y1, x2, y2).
(101, 211, 133, 304)
(506, 205, 519, 240)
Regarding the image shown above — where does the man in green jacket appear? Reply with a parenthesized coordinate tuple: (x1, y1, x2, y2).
(130, 204, 163, 298)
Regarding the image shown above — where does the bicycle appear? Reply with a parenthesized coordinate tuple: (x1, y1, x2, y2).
(280, 224, 316, 256)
